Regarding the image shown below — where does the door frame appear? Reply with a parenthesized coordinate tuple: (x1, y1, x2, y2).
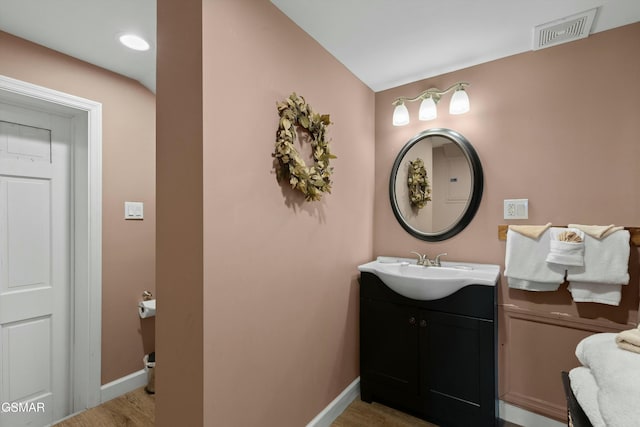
(0, 75, 102, 410)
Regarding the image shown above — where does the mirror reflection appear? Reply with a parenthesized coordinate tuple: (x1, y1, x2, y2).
(390, 128, 483, 241)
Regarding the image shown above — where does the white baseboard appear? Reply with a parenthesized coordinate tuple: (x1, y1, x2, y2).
(49, 370, 148, 425)
(499, 400, 565, 427)
(306, 377, 360, 427)
(100, 369, 148, 403)
(305, 378, 565, 427)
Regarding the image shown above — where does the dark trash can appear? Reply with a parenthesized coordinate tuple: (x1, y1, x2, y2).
(144, 352, 155, 394)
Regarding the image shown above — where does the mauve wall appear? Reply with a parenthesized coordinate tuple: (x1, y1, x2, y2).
(0, 32, 156, 384)
(374, 23, 640, 419)
(155, 0, 204, 425)
(201, 1, 374, 426)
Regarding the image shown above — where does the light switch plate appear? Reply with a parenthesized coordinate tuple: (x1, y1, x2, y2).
(124, 201, 144, 220)
(504, 199, 528, 220)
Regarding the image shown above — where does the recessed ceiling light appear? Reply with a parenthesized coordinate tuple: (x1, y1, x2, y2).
(119, 34, 150, 51)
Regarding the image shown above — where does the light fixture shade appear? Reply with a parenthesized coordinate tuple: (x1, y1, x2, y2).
(449, 88, 470, 115)
(418, 97, 437, 121)
(392, 103, 410, 126)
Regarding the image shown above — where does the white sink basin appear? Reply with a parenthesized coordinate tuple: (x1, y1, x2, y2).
(358, 257, 500, 301)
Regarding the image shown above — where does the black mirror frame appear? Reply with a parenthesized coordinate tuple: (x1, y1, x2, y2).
(389, 128, 483, 242)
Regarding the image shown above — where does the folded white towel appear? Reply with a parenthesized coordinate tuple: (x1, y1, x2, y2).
(567, 283, 624, 306)
(505, 228, 565, 291)
(509, 222, 551, 239)
(545, 227, 585, 267)
(615, 327, 640, 354)
(569, 224, 623, 239)
(575, 332, 640, 427)
(566, 229, 630, 306)
(568, 367, 606, 427)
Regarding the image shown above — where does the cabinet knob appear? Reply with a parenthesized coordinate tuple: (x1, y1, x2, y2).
(409, 316, 416, 325)
(420, 320, 427, 328)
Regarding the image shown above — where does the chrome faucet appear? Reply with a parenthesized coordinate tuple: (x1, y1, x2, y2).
(431, 253, 448, 267)
(410, 251, 448, 267)
(410, 251, 428, 266)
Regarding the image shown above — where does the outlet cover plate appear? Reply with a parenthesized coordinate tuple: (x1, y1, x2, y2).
(124, 201, 144, 220)
(504, 199, 528, 220)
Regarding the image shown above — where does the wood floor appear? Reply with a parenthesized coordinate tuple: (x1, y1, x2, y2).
(53, 388, 154, 427)
(52, 389, 521, 427)
(332, 399, 436, 426)
(333, 399, 523, 427)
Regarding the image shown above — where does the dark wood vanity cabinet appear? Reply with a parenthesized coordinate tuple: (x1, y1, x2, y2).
(360, 272, 497, 427)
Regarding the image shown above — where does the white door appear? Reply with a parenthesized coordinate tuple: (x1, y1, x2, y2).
(0, 102, 72, 427)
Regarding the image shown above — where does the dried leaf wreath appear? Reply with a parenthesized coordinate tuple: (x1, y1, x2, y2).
(407, 158, 431, 209)
(273, 93, 336, 201)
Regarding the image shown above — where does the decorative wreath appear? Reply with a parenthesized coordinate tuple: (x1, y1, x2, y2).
(407, 158, 431, 209)
(273, 93, 335, 202)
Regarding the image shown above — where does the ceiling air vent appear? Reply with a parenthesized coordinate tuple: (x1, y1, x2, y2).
(533, 8, 598, 50)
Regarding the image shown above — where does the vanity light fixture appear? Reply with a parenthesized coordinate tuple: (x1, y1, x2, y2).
(392, 82, 470, 126)
(119, 34, 150, 51)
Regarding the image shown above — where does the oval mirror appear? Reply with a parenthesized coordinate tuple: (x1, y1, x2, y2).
(389, 128, 483, 241)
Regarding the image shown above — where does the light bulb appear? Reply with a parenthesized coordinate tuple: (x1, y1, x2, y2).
(418, 97, 437, 121)
(119, 34, 150, 51)
(392, 103, 410, 126)
(449, 88, 470, 115)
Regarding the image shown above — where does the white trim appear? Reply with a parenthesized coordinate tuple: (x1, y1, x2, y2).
(52, 370, 147, 426)
(306, 377, 360, 427)
(0, 75, 103, 410)
(305, 378, 566, 427)
(499, 400, 565, 427)
(52, 410, 85, 426)
(100, 369, 148, 403)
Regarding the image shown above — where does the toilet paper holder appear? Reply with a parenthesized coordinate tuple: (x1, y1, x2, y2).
(139, 292, 156, 319)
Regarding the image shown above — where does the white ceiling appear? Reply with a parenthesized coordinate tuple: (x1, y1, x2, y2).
(1, 1, 639, 93)
(271, 0, 640, 91)
(0, 0, 156, 92)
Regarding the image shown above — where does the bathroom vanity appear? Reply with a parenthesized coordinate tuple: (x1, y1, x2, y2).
(370, 126, 494, 424)
(359, 262, 498, 427)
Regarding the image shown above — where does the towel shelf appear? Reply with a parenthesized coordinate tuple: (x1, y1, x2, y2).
(497, 225, 640, 246)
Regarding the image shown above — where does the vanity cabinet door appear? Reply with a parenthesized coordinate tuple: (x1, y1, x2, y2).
(360, 298, 420, 403)
(420, 310, 496, 427)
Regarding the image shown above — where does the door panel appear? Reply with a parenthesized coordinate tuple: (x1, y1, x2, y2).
(361, 298, 419, 394)
(3, 317, 52, 402)
(7, 179, 51, 289)
(422, 310, 495, 427)
(424, 311, 481, 404)
(0, 104, 71, 427)
(0, 121, 51, 162)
